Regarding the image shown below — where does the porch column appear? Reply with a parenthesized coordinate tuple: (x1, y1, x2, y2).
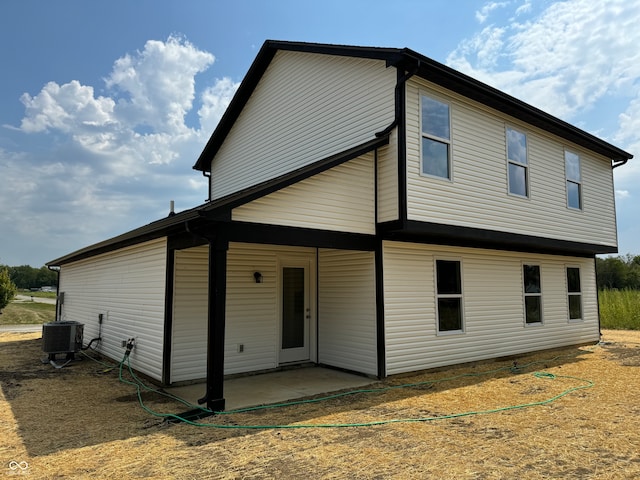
(204, 235, 228, 411)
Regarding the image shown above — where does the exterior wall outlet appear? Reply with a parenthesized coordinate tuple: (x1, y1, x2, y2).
(237, 344, 244, 353)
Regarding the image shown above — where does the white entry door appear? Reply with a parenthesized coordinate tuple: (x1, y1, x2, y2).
(279, 263, 310, 364)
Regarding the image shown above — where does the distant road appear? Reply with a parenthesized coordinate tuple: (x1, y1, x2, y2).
(0, 324, 42, 333)
(15, 294, 57, 305)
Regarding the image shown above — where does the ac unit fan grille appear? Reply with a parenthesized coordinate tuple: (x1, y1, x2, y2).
(42, 322, 84, 354)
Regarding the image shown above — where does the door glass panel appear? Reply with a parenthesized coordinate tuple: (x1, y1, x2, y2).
(282, 267, 305, 349)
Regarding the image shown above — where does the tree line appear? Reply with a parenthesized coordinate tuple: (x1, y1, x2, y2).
(596, 254, 640, 290)
(0, 264, 58, 290)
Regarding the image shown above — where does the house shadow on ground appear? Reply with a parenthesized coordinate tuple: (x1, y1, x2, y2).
(1, 333, 594, 457)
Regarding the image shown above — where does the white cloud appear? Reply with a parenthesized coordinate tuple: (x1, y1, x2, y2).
(5, 36, 240, 265)
(18, 35, 236, 169)
(476, 1, 509, 24)
(198, 77, 241, 137)
(105, 35, 214, 134)
(615, 190, 630, 200)
(448, 0, 640, 122)
(20, 81, 115, 133)
(514, 0, 532, 16)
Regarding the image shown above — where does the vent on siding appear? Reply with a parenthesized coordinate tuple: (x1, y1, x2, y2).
(42, 321, 84, 354)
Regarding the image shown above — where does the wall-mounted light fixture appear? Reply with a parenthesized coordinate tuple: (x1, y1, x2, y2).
(253, 271, 263, 284)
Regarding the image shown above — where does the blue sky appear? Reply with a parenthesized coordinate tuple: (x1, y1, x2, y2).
(1, 0, 638, 266)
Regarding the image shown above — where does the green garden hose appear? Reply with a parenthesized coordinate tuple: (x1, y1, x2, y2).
(117, 348, 596, 429)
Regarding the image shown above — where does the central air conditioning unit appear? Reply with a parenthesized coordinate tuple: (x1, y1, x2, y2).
(42, 321, 84, 354)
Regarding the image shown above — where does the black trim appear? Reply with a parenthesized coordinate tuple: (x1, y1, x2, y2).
(315, 248, 320, 365)
(225, 221, 377, 251)
(46, 208, 206, 267)
(193, 42, 277, 172)
(161, 247, 175, 385)
(204, 236, 228, 412)
(193, 41, 400, 171)
(193, 40, 631, 172)
(162, 232, 209, 386)
(46, 136, 386, 268)
(391, 51, 632, 163)
(200, 135, 389, 217)
(397, 68, 408, 228)
(168, 230, 208, 251)
(594, 255, 602, 338)
(375, 240, 386, 379)
(381, 220, 617, 256)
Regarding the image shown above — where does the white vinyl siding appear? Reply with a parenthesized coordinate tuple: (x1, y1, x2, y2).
(232, 154, 375, 234)
(383, 241, 599, 376)
(377, 128, 399, 222)
(405, 78, 618, 249)
(57, 238, 168, 380)
(225, 243, 316, 375)
(210, 50, 396, 200)
(171, 246, 208, 383)
(318, 249, 377, 375)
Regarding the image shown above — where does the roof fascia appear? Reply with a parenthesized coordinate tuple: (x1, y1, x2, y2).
(46, 208, 204, 267)
(200, 134, 389, 217)
(393, 49, 632, 162)
(193, 41, 277, 172)
(194, 40, 631, 172)
(193, 40, 403, 172)
(48, 134, 388, 267)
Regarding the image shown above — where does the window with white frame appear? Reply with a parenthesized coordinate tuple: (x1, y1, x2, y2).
(565, 150, 582, 209)
(507, 127, 529, 197)
(566, 267, 582, 321)
(523, 264, 542, 324)
(421, 95, 451, 179)
(435, 259, 463, 332)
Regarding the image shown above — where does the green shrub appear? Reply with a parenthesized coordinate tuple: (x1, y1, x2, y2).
(0, 267, 17, 312)
(599, 289, 640, 330)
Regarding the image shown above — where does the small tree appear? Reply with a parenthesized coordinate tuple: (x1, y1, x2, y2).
(0, 267, 17, 312)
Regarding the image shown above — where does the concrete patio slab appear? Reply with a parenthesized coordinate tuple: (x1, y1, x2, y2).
(167, 366, 374, 411)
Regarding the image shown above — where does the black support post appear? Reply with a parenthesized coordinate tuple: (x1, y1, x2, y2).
(204, 235, 228, 412)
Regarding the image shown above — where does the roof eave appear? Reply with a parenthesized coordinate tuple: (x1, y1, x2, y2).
(45, 208, 203, 267)
(395, 49, 633, 162)
(193, 40, 632, 173)
(192, 41, 405, 172)
(193, 41, 278, 172)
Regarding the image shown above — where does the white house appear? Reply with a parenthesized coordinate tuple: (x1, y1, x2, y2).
(47, 40, 632, 411)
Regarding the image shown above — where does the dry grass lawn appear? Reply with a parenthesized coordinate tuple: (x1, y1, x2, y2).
(1, 330, 639, 479)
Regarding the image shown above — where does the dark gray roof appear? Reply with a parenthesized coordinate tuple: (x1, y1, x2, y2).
(46, 135, 388, 266)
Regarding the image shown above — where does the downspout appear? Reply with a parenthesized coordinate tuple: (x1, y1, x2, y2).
(202, 171, 212, 202)
(373, 61, 420, 379)
(375, 63, 420, 139)
(604, 157, 627, 338)
(595, 255, 603, 341)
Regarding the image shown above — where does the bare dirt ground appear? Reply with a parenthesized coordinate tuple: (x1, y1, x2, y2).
(1, 329, 639, 479)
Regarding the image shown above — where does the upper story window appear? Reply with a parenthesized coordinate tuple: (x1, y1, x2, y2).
(507, 127, 529, 197)
(421, 95, 451, 180)
(565, 150, 582, 210)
